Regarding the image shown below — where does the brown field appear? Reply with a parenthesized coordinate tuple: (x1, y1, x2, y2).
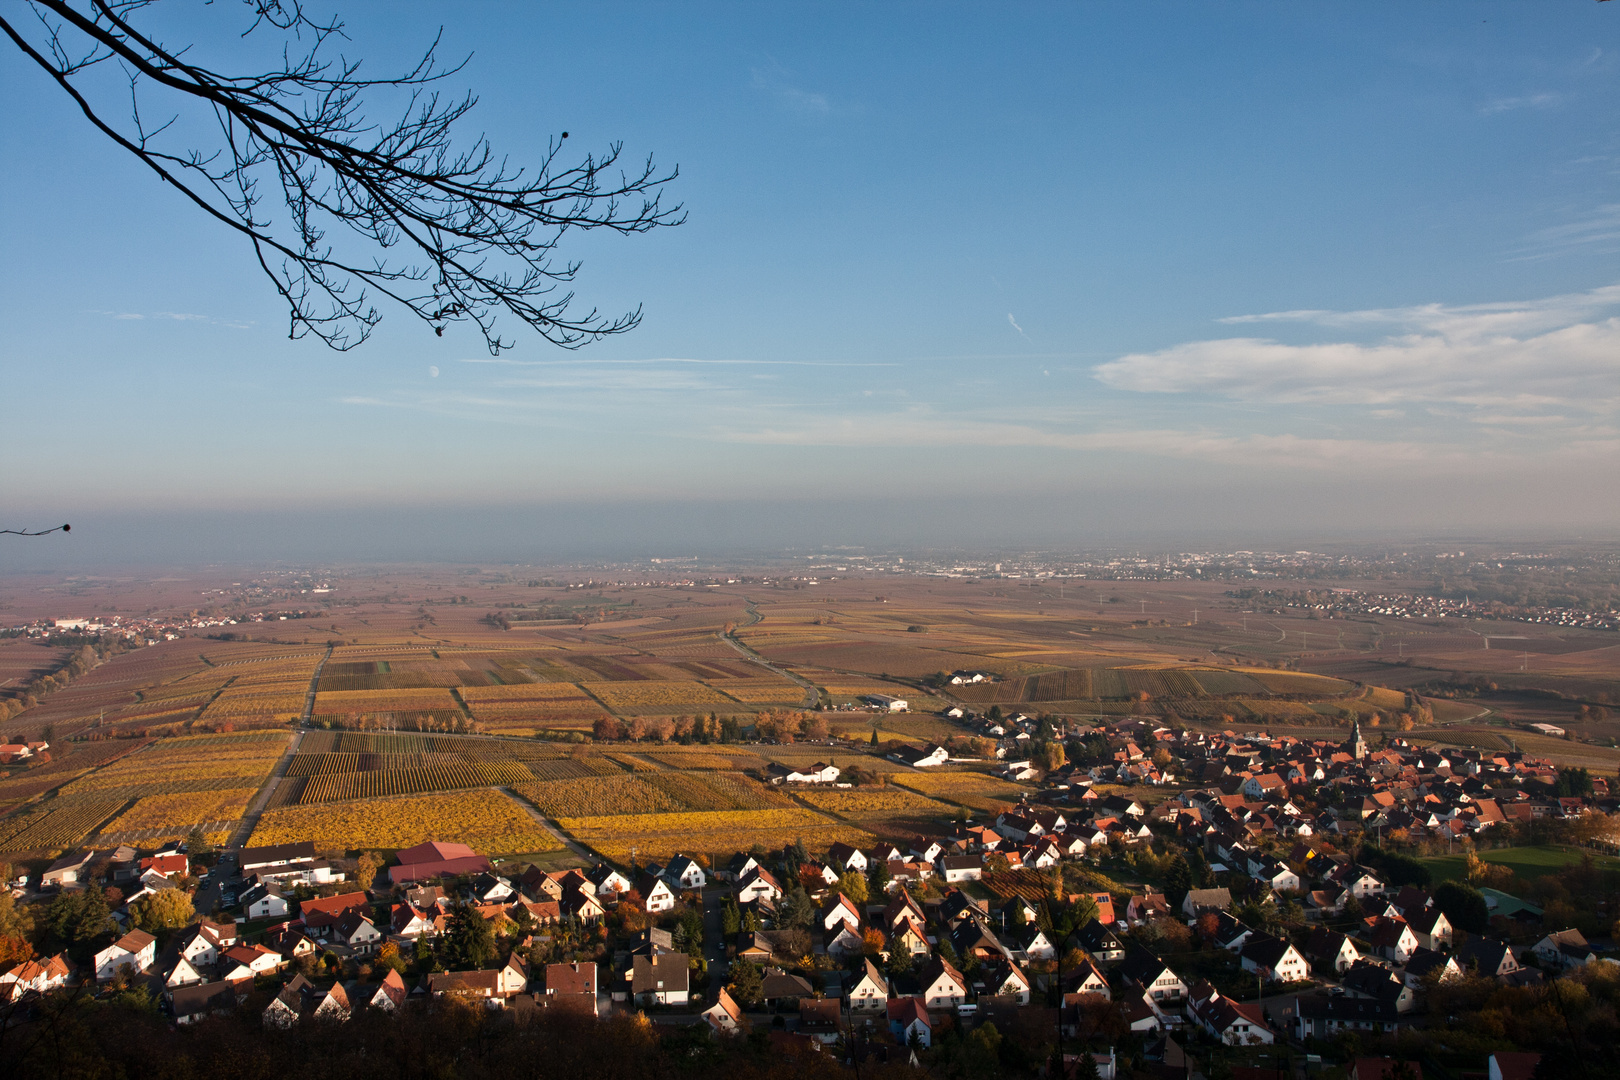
(1, 563, 1614, 857)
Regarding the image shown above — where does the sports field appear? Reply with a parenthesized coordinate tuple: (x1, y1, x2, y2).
(1419, 844, 1620, 884)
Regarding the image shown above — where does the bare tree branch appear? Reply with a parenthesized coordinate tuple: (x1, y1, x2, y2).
(0, 525, 71, 536)
(2, 1, 683, 351)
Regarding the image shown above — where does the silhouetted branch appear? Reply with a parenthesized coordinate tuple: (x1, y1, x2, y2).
(0, 524, 71, 536)
(2, 0, 683, 352)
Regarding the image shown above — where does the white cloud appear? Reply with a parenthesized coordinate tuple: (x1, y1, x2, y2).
(1481, 92, 1560, 115)
(1517, 204, 1620, 257)
(1097, 285, 1620, 410)
(751, 61, 832, 116)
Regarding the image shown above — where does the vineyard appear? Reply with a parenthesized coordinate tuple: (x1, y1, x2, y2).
(711, 678, 804, 704)
(556, 807, 875, 865)
(582, 681, 737, 710)
(982, 868, 1066, 903)
(514, 775, 687, 818)
(290, 761, 533, 803)
(0, 739, 148, 806)
(0, 796, 128, 853)
(639, 771, 795, 811)
(99, 787, 257, 833)
(62, 732, 288, 792)
(793, 788, 952, 817)
(1247, 671, 1355, 696)
(200, 683, 308, 722)
(313, 688, 462, 715)
(249, 789, 561, 854)
(890, 771, 1026, 814)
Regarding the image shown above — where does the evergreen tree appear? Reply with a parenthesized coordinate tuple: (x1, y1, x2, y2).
(441, 901, 497, 969)
(727, 959, 763, 1006)
(1162, 855, 1192, 911)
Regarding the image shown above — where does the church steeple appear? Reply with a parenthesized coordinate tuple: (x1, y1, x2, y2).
(1348, 717, 1368, 761)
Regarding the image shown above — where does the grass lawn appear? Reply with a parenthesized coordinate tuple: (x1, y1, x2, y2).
(1419, 844, 1620, 885)
(496, 848, 590, 873)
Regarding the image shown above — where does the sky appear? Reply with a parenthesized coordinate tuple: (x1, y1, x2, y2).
(2, 2, 1619, 564)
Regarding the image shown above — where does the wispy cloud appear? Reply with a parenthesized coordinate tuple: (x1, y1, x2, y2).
(1098, 285, 1620, 411)
(710, 410, 1620, 473)
(1481, 92, 1560, 115)
(1515, 204, 1620, 258)
(1007, 313, 1030, 341)
(458, 356, 896, 368)
(751, 60, 832, 116)
(94, 309, 253, 329)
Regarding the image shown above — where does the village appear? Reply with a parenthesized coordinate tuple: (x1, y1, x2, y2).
(4, 709, 1615, 1080)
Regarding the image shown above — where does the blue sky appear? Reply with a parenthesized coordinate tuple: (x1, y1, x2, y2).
(2, 2, 1619, 560)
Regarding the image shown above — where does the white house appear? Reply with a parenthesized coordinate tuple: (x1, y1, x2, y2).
(637, 874, 677, 914)
(663, 855, 707, 892)
(848, 959, 890, 1013)
(177, 926, 221, 968)
(1191, 988, 1275, 1045)
(919, 957, 969, 1010)
(94, 930, 156, 982)
(736, 866, 784, 904)
(766, 762, 841, 785)
(702, 987, 746, 1034)
(629, 953, 689, 1006)
(890, 743, 948, 768)
(985, 962, 1031, 1004)
(826, 843, 867, 875)
(242, 883, 289, 921)
(587, 864, 633, 898)
(1239, 936, 1311, 983)
(1532, 929, 1594, 971)
(164, 956, 205, 989)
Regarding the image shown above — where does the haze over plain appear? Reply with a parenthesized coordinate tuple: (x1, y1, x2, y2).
(3, 3, 1619, 565)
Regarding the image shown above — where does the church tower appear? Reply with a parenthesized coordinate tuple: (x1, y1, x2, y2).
(1347, 717, 1368, 761)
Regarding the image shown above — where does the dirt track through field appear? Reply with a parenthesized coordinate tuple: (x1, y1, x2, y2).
(221, 644, 331, 849)
(720, 599, 819, 709)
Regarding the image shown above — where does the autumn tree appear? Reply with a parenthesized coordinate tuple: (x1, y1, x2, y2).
(355, 852, 385, 891)
(840, 869, 869, 906)
(1040, 740, 1066, 772)
(129, 888, 194, 932)
(0, 932, 34, 966)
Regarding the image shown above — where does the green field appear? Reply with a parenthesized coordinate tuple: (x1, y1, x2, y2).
(1419, 844, 1620, 884)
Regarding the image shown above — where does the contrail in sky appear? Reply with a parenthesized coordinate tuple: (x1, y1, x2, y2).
(1007, 313, 1031, 341)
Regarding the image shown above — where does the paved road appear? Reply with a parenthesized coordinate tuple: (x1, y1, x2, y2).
(221, 643, 333, 850)
(500, 786, 597, 861)
(720, 599, 819, 709)
(225, 729, 304, 851)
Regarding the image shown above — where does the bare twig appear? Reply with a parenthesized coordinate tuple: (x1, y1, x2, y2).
(0, 525, 71, 536)
(3, 1, 682, 352)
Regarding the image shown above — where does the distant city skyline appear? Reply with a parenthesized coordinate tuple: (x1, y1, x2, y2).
(3, 2, 1618, 563)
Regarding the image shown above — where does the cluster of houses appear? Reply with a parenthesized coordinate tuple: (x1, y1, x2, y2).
(1048, 717, 1609, 836)
(4, 706, 1614, 1073)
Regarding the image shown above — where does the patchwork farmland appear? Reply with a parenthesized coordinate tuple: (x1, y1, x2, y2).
(3, 563, 1614, 878)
